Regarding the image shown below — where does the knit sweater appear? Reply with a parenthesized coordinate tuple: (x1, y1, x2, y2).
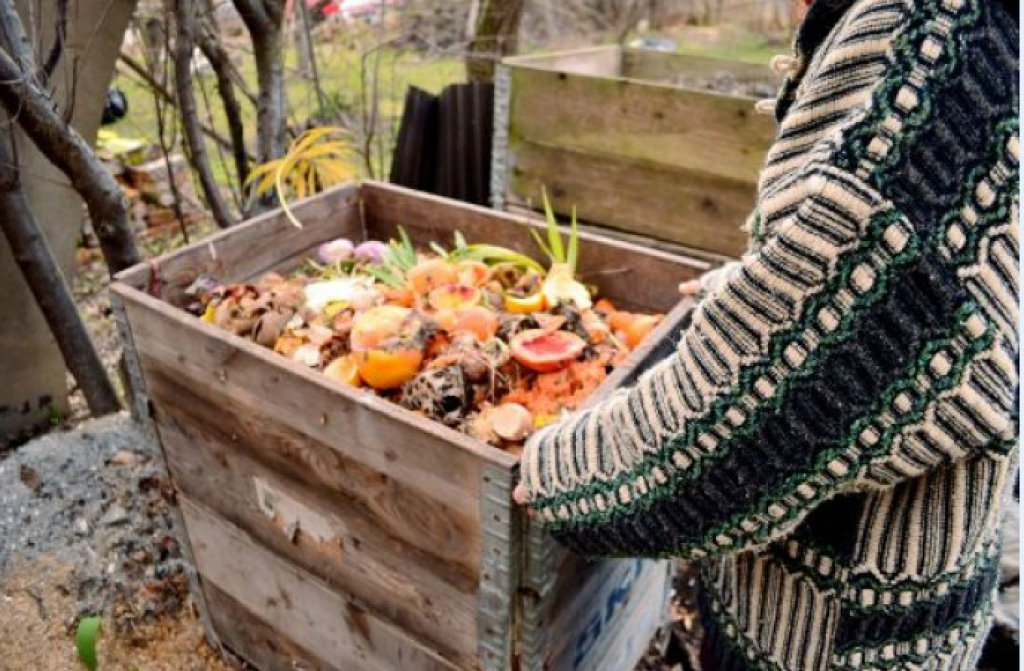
(518, 0, 1020, 668)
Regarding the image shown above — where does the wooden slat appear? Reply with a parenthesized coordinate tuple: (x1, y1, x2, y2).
(115, 183, 364, 305)
(507, 65, 775, 186)
(115, 285, 513, 495)
(360, 181, 709, 314)
(503, 46, 622, 77)
(146, 365, 479, 666)
(507, 141, 754, 257)
(182, 498, 463, 671)
(620, 49, 780, 90)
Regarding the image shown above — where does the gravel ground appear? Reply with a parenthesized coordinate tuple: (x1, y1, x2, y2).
(0, 413, 231, 671)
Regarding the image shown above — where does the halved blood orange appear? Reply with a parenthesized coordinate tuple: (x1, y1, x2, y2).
(510, 329, 587, 373)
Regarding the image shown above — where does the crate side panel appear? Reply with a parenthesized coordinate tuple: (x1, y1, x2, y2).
(182, 498, 465, 671)
(543, 557, 673, 671)
(146, 365, 479, 666)
(503, 46, 622, 77)
(129, 183, 363, 304)
(621, 50, 780, 89)
(360, 182, 708, 313)
(508, 141, 753, 257)
(507, 67, 775, 186)
(123, 293, 497, 503)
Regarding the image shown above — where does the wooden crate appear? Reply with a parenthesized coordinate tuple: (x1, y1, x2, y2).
(492, 46, 781, 259)
(111, 182, 715, 671)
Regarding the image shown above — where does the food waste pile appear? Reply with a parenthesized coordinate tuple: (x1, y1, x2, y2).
(187, 215, 664, 452)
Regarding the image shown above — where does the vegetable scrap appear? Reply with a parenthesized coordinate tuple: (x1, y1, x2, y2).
(187, 199, 664, 449)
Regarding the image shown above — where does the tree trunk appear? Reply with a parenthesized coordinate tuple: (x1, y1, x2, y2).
(175, 0, 237, 228)
(0, 139, 120, 417)
(0, 0, 140, 275)
(196, 28, 251, 201)
(0, 0, 137, 442)
(233, 0, 286, 163)
(466, 0, 525, 85)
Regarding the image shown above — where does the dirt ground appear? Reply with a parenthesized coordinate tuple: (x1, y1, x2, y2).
(1, 559, 229, 671)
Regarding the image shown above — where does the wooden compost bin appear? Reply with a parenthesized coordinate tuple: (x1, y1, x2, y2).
(492, 46, 781, 259)
(110, 182, 716, 671)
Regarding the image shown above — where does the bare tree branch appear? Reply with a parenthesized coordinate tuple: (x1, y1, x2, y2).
(196, 24, 250, 194)
(231, 0, 286, 162)
(40, 0, 68, 82)
(0, 46, 141, 274)
(0, 133, 120, 416)
(175, 0, 236, 228)
(0, 0, 36, 70)
(117, 51, 252, 160)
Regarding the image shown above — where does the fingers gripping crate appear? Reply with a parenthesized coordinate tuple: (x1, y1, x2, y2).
(111, 182, 705, 671)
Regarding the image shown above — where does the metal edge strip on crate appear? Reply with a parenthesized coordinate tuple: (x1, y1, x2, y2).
(109, 286, 237, 666)
(478, 464, 519, 671)
(519, 521, 561, 671)
(489, 64, 512, 212)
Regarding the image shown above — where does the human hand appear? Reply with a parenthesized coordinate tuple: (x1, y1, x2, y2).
(678, 279, 701, 297)
(513, 483, 528, 506)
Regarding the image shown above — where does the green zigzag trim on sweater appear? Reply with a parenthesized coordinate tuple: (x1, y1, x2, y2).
(544, 303, 994, 554)
(933, 115, 1020, 264)
(834, 0, 982, 180)
(643, 304, 995, 557)
(769, 534, 1002, 598)
(832, 600, 995, 669)
(530, 210, 917, 515)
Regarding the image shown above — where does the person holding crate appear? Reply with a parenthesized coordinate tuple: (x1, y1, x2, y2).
(514, 0, 1019, 668)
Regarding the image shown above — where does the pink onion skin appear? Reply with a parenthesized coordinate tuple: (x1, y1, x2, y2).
(318, 239, 354, 264)
(354, 240, 388, 263)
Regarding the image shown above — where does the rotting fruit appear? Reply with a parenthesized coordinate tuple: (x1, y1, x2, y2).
(190, 212, 667, 448)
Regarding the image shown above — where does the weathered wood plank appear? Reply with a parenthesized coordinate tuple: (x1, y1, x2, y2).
(182, 498, 464, 671)
(507, 65, 775, 185)
(620, 49, 780, 90)
(146, 365, 480, 666)
(508, 140, 754, 257)
(503, 45, 622, 77)
(360, 181, 710, 313)
(115, 285, 512, 499)
(115, 183, 363, 305)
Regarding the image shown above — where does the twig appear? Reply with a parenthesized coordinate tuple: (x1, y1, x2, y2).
(174, 0, 236, 228)
(117, 51, 253, 161)
(196, 23, 250, 200)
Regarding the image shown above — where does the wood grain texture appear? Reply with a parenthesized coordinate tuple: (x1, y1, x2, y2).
(620, 49, 780, 90)
(115, 183, 363, 303)
(361, 181, 709, 313)
(508, 141, 754, 257)
(147, 365, 480, 666)
(503, 45, 622, 77)
(500, 49, 777, 258)
(182, 498, 463, 671)
(507, 65, 774, 185)
(111, 182, 695, 671)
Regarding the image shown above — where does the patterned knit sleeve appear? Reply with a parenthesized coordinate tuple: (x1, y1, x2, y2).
(518, 0, 1019, 559)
